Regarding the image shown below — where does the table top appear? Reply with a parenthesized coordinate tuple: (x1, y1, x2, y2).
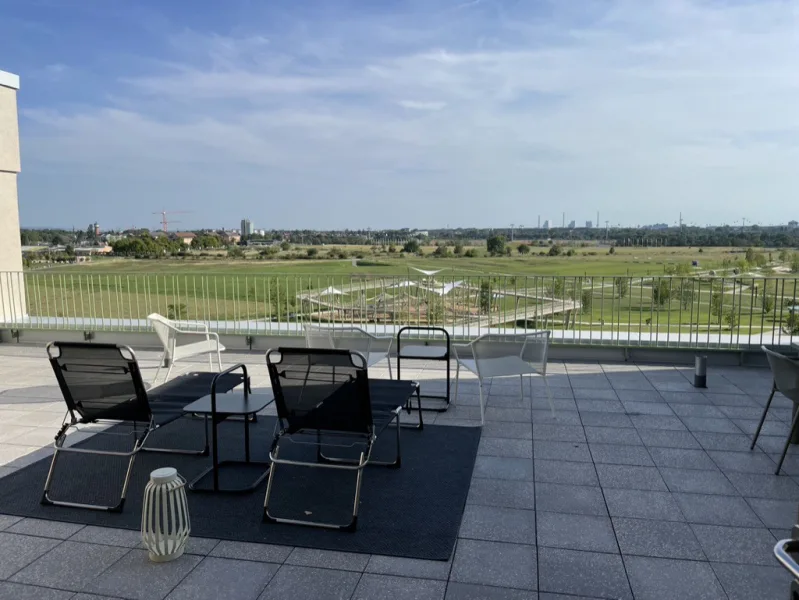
(398, 345, 449, 359)
(183, 391, 273, 416)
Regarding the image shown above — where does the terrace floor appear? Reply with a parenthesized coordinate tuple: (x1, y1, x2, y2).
(0, 344, 796, 599)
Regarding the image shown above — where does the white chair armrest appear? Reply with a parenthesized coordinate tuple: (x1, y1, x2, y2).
(452, 343, 474, 361)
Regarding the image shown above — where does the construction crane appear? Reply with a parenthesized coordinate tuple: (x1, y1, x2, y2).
(152, 210, 190, 233)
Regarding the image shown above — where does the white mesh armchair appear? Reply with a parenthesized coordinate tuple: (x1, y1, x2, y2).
(453, 331, 555, 424)
(148, 313, 225, 383)
(303, 324, 393, 377)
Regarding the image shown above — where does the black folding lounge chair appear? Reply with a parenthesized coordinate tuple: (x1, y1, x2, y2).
(43, 341, 244, 511)
(264, 347, 420, 531)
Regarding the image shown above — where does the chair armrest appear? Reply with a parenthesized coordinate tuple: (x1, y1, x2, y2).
(452, 343, 474, 361)
(176, 321, 210, 332)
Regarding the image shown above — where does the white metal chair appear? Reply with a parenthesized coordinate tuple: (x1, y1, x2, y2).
(751, 346, 799, 474)
(303, 324, 393, 378)
(148, 313, 224, 383)
(453, 331, 555, 424)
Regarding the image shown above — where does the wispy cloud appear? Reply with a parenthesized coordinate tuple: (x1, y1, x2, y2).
(13, 0, 799, 228)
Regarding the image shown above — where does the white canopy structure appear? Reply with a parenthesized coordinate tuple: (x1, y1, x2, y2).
(410, 267, 445, 277)
(388, 281, 418, 289)
(319, 286, 344, 296)
(423, 281, 464, 296)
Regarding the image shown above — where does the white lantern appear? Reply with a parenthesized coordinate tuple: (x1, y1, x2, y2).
(141, 467, 191, 562)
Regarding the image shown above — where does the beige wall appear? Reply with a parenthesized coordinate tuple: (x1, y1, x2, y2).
(0, 73, 25, 321)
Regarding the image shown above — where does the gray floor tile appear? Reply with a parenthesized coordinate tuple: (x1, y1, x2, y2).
(647, 447, 718, 470)
(531, 409, 582, 425)
(6, 518, 84, 540)
(639, 428, 702, 449)
(674, 493, 762, 527)
(625, 555, 726, 600)
(478, 438, 533, 459)
(10, 541, 128, 592)
(0, 514, 22, 531)
(86, 549, 202, 600)
(535, 483, 607, 516)
(69, 526, 143, 548)
(583, 427, 643, 446)
(604, 489, 685, 521)
(708, 450, 777, 474)
(659, 467, 738, 495)
(451, 539, 536, 591)
(534, 460, 598, 486)
(209, 541, 291, 563)
(285, 548, 369, 571)
(459, 505, 536, 544)
(538, 594, 605, 600)
(693, 432, 753, 452)
(574, 390, 619, 401)
(660, 392, 711, 405)
(484, 407, 532, 423)
(184, 538, 220, 556)
(670, 404, 725, 418)
(165, 556, 278, 600)
(445, 582, 535, 599)
(0, 582, 74, 600)
(725, 471, 799, 499)
(366, 555, 451, 581)
(538, 547, 631, 600)
(589, 443, 654, 466)
(622, 401, 674, 416)
(630, 415, 687, 431)
(747, 498, 797, 528)
(711, 562, 790, 600)
(532, 425, 586, 443)
(258, 565, 360, 600)
(467, 478, 536, 510)
(473, 456, 534, 481)
(578, 411, 634, 428)
(533, 441, 592, 462)
(575, 399, 624, 413)
(537, 512, 617, 553)
(613, 517, 704, 560)
(682, 417, 743, 434)
(595, 464, 667, 491)
(691, 524, 776, 565)
(481, 422, 532, 440)
(351, 573, 446, 600)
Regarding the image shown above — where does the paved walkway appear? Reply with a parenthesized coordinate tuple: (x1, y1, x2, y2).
(0, 345, 796, 599)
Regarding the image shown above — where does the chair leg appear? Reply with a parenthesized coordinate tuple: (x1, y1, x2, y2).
(387, 356, 393, 380)
(776, 405, 799, 475)
(519, 374, 524, 400)
(751, 384, 777, 450)
(164, 360, 175, 383)
(454, 362, 461, 407)
(153, 352, 165, 384)
(208, 352, 213, 370)
(478, 380, 485, 425)
(217, 348, 223, 371)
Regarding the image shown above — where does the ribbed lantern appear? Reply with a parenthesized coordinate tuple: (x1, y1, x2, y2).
(141, 467, 191, 562)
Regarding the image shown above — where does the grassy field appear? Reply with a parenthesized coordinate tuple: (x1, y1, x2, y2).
(20, 245, 799, 341)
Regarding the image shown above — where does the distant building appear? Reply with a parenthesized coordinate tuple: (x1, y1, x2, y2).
(789, 220, 798, 229)
(75, 245, 113, 256)
(172, 232, 196, 245)
(241, 219, 254, 238)
(585, 220, 593, 228)
(256, 229, 266, 236)
(568, 220, 576, 229)
(542, 220, 552, 229)
(220, 231, 241, 244)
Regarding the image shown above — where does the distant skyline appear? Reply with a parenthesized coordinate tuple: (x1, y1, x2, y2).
(3, 0, 799, 230)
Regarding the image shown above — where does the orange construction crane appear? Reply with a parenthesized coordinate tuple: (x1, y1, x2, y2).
(152, 210, 191, 233)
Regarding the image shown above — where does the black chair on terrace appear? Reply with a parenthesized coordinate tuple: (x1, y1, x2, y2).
(43, 342, 245, 512)
(264, 347, 421, 531)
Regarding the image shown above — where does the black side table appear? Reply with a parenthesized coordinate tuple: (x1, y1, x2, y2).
(184, 364, 272, 493)
(396, 326, 451, 412)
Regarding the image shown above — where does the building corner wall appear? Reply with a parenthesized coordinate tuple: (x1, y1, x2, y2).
(0, 72, 26, 322)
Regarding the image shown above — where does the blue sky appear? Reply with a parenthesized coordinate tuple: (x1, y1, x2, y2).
(2, 0, 797, 230)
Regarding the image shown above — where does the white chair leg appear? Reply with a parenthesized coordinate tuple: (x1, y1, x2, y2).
(153, 352, 165, 384)
(165, 360, 175, 383)
(478, 380, 485, 425)
(454, 362, 461, 407)
(543, 376, 555, 417)
(217, 348, 223, 371)
(208, 352, 213, 370)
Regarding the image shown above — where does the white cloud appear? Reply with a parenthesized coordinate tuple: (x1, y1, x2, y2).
(17, 0, 799, 228)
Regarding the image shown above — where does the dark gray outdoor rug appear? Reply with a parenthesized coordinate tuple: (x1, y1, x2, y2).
(0, 416, 480, 560)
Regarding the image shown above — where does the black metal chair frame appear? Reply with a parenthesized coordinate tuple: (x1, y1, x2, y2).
(263, 347, 410, 531)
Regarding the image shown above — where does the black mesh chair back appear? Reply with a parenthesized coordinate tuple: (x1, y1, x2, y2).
(763, 347, 799, 402)
(267, 347, 372, 435)
(47, 342, 151, 424)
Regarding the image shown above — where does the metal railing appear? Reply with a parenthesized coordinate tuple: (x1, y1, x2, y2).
(0, 271, 797, 349)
